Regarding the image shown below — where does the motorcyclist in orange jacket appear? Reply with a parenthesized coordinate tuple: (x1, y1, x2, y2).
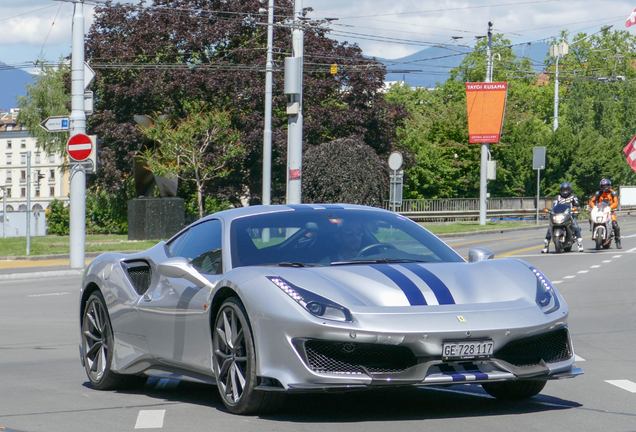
(589, 178, 621, 249)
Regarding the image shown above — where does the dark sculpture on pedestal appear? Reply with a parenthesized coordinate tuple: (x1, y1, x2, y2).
(127, 115, 184, 240)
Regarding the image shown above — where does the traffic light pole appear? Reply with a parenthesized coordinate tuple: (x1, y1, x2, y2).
(70, 0, 86, 268)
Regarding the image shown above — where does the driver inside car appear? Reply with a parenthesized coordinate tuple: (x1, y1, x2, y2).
(321, 220, 365, 263)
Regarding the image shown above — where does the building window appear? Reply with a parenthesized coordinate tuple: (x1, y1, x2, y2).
(6, 125, 13, 131)
(21, 188, 25, 197)
(5, 204, 13, 211)
(6, 188, 11, 198)
(20, 154, 26, 164)
(6, 154, 11, 165)
(6, 140, 11, 149)
(49, 169, 55, 180)
(21, 170, 26, 180)
(50, 187, 55, 197)
(6, 170, 11, 182)
(35, 153, 41, 164)
(35, 188, 40, 197)
(20, 139, 26, 149)
(33, 204, 42, 211)
(19, 204, 26, 210)
(49, 154, 55, 163)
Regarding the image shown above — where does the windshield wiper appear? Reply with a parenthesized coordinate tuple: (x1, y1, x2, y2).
(330, 258, 427, 266)
(278, 262, 318, 267)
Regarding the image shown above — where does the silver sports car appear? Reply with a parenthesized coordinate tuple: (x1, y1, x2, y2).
(79, 204, 583, 415)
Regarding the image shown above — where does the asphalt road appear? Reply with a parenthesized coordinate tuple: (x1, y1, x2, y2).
(1, 218, 636, 431)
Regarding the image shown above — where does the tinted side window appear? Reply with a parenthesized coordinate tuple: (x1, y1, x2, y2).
(167, 230, 187, 256)
(173, 219, 223, 274)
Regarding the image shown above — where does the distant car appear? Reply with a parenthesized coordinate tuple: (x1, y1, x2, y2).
(79, 204, 582, 414)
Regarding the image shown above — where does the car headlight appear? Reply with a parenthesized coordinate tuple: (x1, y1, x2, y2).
(530, 266, 560, 314)
(267, 276, 353, 322)
(553, 214, 566, 224)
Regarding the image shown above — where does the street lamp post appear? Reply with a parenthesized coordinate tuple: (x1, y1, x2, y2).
(550, 25, 613, 132)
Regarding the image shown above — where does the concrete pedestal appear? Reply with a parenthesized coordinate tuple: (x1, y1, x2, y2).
(128, 197, 185, 240)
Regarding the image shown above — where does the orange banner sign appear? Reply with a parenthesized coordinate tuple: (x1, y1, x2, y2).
(465, 82, 508, 143)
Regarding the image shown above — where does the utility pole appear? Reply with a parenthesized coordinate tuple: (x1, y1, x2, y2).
(262, 0, 274, 206)
(286, 0, 304, 204)
(479, 22, 493, 226)
(69, 0, 86, 268)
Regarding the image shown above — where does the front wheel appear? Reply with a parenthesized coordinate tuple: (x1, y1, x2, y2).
(595, 232, 603, 250)
(82, 291, 144, 390)
(482, 380, 547, 400)
(213, 297, 284, 415)
(553, 237, 563, 253)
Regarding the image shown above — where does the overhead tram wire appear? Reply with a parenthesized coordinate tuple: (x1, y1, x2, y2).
(0, 4, 59, 23)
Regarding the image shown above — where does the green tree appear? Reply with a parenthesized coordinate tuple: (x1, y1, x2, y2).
(16, 59, 70, 155)
(138, 109, 244, 219)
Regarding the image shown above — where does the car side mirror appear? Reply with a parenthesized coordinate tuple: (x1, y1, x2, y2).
(156, 257, 211, 289)
(468, 247, 495, 263)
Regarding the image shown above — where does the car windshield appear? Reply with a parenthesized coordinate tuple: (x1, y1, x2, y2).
(230, 209, 463, 268)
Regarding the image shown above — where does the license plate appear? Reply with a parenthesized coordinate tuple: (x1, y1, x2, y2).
(442, 340, 494, 360)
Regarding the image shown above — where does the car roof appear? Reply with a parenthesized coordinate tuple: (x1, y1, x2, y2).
(200, 203, 389, 223)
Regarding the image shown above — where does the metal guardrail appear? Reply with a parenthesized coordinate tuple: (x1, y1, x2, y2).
(382, 198, 636, 222)
(382, 197, 553, 222)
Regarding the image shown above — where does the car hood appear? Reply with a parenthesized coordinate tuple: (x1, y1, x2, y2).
(269, 260, 540, 311)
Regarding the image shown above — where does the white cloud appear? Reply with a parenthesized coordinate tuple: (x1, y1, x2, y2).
(0, 0, 635, 63)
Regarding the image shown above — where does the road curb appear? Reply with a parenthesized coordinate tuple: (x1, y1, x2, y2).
(0, 269, 84, 281)
(0, 251, 142, 261)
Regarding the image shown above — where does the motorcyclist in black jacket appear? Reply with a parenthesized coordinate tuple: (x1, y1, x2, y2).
(542, 182, 583, 253)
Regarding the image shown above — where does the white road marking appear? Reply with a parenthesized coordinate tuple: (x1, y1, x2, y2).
(605, 380, 636, 393)
(427, 386, 575, 408)
(135, 410, 165, 429)
(602, 260, 612, 263)
(563, 276, 576, 279)
(577, 270, 589, 274)
(27, 292, 70, 297)
(552, 281, 563, 284)
(590, 265, 601, 268)
(621, 234, 636, 239)
(574, 355, 585, 362)
(156, 379, 179, 389)
(612, 255, 622, 258)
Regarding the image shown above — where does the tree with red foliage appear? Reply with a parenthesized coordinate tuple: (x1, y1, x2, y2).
(86, 0, 405, 206)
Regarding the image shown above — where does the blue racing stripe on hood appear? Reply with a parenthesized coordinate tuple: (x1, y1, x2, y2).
(370, 265, 427, 306)
(400, 264, 455, 305)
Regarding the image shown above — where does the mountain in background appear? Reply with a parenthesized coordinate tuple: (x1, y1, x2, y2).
(0, 62, 33, 110)
(377, 41, 551, 88)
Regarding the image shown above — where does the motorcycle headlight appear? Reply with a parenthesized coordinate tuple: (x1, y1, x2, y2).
(267, 276, 353, 322)
(553, 214, 566, 224)
(530, 266, 560, 314)
(596, 217, 603, 223)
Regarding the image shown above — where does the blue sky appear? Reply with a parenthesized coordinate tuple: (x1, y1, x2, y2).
(1, 0, 635, 70)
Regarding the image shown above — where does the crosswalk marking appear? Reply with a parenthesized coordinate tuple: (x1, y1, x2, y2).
(612, 255, 622, 259)
(602, 260, 612, 263)
(552, 281, 563, 284)
(135, 410, 165, 429)
(563, 276, 575, 279)
(605, 380, 636, 393)
(577, 270, 588, 274)
(590, 265, 601, 268)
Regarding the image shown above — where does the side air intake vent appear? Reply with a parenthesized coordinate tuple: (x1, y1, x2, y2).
(122, 261, 152, 295)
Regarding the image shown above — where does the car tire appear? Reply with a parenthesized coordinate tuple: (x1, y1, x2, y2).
(213, 296, 285, 415)
(481, 380, 547, 400)
(82, 291, 146, 390)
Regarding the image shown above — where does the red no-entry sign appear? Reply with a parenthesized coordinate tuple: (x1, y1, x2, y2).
(67, 133, 93, 161)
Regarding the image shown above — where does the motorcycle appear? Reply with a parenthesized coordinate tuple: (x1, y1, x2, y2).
(545, 203, 578, 253)
(590, 202, 613, 250)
